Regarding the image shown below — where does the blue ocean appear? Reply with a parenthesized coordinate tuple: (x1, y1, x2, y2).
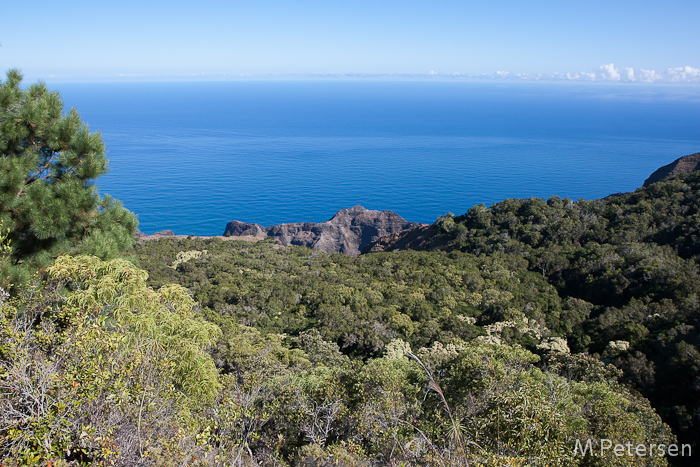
(55, 80, 700, 236)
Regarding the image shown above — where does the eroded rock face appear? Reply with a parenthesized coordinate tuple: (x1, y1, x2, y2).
(643, 153, 700, 187)
(223, 205, 422, 256)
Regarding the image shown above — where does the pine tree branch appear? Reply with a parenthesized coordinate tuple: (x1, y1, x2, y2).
(23, 151, 58, 186)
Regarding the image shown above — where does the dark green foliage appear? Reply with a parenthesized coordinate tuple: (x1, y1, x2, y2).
(393, 172, 700, 463)
(134, 238, 564, 358)
(444, 173, 700, 261)
(0, 70, 137, 286)
(130, 171, 700, 463)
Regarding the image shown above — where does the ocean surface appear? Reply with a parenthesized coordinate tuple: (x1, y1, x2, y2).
(54, 80, 700, 236)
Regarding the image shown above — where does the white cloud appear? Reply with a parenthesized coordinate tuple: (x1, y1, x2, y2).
(564, 71, 596, 81)
(621, 67, 635, 81)
(311, 64, 700, 84)
(589, 63, 700, 83)
(638, 68, 660, 83)
(494, 63, 700, 84)
(598, 63, 621, 81)
(664, 65, 700, 82)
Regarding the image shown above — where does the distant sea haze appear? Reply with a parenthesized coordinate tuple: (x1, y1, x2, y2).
(57, 80, 700, 236)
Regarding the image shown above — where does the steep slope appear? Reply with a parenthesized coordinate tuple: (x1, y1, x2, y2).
(643, 152, 700, 187)
(223, 205, 423, 257)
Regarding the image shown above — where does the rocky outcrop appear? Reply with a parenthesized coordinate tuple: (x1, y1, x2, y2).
(135, 229, 176, 239)
(223, 206, 423, 257)
(643, 153, 700, 187)
(221, 221, 267, 238)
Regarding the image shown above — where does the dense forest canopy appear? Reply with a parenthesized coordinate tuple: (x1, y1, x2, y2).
(128, 169, 700, 466)
(0, 71, 697, 465)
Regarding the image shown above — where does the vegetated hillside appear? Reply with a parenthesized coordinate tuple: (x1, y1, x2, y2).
(364, 170, 700, 461)
(132, 237, 677, 466)
(5, 190, 693, 467)
(132, 170, 700, 466)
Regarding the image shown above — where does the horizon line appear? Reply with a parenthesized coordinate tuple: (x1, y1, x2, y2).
(18, 63, 700, 85)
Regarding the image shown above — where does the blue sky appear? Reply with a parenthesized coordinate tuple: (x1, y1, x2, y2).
(2, 0, 699, 82)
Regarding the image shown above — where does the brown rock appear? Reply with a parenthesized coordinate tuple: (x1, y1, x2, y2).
(223, 205, 423, 257)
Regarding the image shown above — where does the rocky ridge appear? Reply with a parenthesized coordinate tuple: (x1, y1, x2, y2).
(223, 205, 423, 257)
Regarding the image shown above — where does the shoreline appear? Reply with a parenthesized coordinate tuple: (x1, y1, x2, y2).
(135, 230, 266, 243)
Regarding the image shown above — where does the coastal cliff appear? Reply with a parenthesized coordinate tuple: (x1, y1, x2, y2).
(643, 152, 700, 187)
(223, 205, 423, 257)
